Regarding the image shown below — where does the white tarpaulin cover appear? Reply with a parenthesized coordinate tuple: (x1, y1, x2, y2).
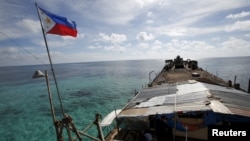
(100, 109, 121, 126)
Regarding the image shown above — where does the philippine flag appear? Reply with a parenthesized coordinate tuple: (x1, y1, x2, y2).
(38, 7, 77, 37)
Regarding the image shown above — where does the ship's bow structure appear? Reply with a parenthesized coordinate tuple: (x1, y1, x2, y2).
(104, 56, 250, 141)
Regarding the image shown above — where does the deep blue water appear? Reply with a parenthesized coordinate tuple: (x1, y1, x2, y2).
(0, 57, 249, 141)
(199, 56, 250, 91)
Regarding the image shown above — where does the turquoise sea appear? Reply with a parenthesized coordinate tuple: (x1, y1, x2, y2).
(0, 57, 250, 141)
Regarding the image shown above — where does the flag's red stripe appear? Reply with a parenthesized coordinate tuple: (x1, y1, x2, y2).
(47, 24, 77, 37)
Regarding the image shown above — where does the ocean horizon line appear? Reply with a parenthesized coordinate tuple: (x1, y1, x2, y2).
(1, 55, 250, 67)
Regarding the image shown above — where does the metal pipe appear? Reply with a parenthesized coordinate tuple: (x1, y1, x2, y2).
(45, 70, 56, 123)
(77, 131, 101, 141)
(234, 75, 237, 85)
(82, 123, 94, 133)
(149, 71, 155, 83)
(95, 113, 105, 141)
(45, 70, 63, 141)
(35, 2, 65, 117)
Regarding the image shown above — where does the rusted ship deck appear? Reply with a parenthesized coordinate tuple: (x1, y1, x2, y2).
(150, 56, 229, 88)
(151, 65, 229, 87)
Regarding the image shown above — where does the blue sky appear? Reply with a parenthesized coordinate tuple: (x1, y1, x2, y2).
(0, 0, 250, 66)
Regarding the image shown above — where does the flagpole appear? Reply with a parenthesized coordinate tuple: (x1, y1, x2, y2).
(35, 2, 65, 117)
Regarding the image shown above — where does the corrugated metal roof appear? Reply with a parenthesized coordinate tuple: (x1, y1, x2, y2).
(119, 80, 250, 117)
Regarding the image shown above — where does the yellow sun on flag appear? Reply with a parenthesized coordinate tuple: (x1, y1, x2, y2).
(45, 17, 52, 25)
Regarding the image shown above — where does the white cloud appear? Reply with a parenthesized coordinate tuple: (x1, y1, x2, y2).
(151, 40, 162, 50)
(148, 39, 218, 59)
(146, 11, 154, 24)
(136, 0, 159, 8)
(134, 38, 218, 59)
(138, 43, 150, 49)
(149, 24, 224, 37)
(98, 33, 127, 44)
(73, 33, 85, 39)
(104, 45, 125, 53)
(0, 18, 41, 40)
(62, 36, 79, 41)
(16, 19, 40, 33)
(222, 37, 249, 49)
(147, 11, 154, 17)
(88, 44, 102, 49)
(146, 20, 154, 24)
(225, 20, 250, 32)
(211, 37, 221, 41)
(226, 11, 250, 19)
(79, 1, 141, 25)
(79, 33, 85, 38)
(164, 28, 187, 37)
(71, 0, 161, 25)
(0, 47, 19, 54)
(245, 34, 250, 38)
(220, 37, 250, 56)
(136, 32, 155, 41)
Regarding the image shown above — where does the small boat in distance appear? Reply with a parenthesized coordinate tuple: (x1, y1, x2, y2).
(102, 55, 250, 141)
